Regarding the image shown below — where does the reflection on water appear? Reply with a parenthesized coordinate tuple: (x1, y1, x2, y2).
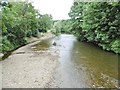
(33, 34, 119, 88)
(72, 41, 118, 88)
(32, 38, 53, 51)
(53, 34, 119, 88)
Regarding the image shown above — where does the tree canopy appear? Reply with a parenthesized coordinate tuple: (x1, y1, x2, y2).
(1, 1, 53, 53)
(69, 1, 120, 54)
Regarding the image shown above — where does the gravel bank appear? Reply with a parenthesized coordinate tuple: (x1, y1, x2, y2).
(0, 33, 59, 88)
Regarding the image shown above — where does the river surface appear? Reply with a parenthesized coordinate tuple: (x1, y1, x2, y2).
(34, 34, 119, 88)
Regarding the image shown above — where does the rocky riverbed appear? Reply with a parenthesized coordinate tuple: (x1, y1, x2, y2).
(0, 33, 59, 88)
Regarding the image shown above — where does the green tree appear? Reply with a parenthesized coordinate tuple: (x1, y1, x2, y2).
(69, 1, 120, 54)
(1, 1, 53, 53)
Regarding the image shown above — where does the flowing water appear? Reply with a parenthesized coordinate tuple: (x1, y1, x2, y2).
(33, 34, 119, 88)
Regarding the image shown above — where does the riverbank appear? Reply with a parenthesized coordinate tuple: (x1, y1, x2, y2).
(0, 33, 59, 88)
(0, 33, 44, 61)
(0, 53, 3, 61)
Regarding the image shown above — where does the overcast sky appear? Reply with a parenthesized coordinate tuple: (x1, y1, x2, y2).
(31, 0, 73, 20)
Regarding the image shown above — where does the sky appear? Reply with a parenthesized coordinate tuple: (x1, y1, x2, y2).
(31, 0, 73, 20)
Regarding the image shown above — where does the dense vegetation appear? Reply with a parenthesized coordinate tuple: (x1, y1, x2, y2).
(69, 1, 120, 54)
(0, 0, 120, 54)
(51, 20, 72, 34)
(0, 1, 53, 53)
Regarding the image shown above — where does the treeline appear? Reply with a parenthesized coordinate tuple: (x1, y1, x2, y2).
(0, 1, 53, 53)
(69, 1, 120, 54)
(51, 20, 72, 35)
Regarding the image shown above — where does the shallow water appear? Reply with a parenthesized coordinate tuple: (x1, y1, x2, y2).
(33, 34, 119, 88)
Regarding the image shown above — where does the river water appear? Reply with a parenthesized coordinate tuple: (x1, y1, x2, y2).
(34, 34, 119, 88)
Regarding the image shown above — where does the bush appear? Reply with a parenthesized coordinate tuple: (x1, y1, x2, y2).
(110, 39, 120, 54)
(2, 36, 14, 53)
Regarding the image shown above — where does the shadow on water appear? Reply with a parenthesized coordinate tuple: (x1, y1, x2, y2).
(32, 37, 54, 51)
(32, 40, 51, 51)
(52, 34, 119, 88)
(72, 41, 118, 88)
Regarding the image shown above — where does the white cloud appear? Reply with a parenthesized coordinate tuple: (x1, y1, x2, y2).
(31, 0, 73, 20)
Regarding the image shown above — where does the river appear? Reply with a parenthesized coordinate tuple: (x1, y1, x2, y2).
(2, 34, 119, 88)
(42, 34, 119, 88)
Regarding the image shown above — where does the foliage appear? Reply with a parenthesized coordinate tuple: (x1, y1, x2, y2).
(2, 36, 14, 52)
(69, 1, 120, 54)
(52, 19, 73, 35)
(1, 1, 53, 53)
(38, 14, 53, 31)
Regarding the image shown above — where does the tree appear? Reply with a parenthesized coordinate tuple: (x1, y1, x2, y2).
(1, 1, 53, 53)
(38, 14, 53, 32)
(69, 1, 120, 54)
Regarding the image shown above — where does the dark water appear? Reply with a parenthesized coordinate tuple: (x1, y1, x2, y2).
(33, 34, 119, 88)
(32, 40, 52, 51)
